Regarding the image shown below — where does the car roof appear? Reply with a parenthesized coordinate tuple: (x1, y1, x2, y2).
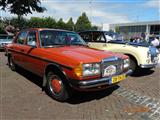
(78, 30, 113, 34)
(22, 28, 74, 32)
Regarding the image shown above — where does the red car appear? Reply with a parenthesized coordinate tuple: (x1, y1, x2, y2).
(7, 28, 132, 101)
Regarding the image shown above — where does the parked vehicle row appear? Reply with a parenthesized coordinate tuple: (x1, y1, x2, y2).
(0, 34, 13, 50)
(4, 28, 160, 101)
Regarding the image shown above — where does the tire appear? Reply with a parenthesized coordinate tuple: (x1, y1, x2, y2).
(129, 58, 137, 73)
(46, 71, 71, 101)
(8, 56, 17, 71)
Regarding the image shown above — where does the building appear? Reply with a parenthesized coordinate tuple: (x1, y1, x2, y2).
(109, 21, 160, 40)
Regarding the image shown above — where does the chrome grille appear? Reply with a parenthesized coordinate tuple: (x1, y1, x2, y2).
(101, 57, 123, 77)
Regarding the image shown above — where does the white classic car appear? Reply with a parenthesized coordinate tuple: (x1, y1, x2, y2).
(79, 31, 160, 73)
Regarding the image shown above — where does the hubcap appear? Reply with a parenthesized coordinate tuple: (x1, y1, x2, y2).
(50, 76, 62, 94)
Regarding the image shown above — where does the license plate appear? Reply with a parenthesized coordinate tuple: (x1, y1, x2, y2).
(111, 74, 126, 84)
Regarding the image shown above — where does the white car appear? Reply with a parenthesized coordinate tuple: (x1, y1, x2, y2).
(79, 31, 160, 73)
(0, 34, 13, 50)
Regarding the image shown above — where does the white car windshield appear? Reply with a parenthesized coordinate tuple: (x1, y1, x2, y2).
(105, 32, 123, 41)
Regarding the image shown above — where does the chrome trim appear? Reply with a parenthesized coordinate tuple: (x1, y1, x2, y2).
(76, 69, 132, 89)
(140, 64, 157, 68)
(101, 56, 123, 77)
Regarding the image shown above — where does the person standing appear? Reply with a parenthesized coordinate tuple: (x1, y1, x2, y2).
(151, 36, 160, 47)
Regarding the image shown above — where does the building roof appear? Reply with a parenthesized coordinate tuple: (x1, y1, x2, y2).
(110, 21, 160, 27)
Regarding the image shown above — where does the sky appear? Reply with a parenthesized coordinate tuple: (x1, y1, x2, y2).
(0, 0, 159, 29)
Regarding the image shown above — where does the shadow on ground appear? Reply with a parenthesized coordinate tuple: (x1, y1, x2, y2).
(67, 85, 119, 104)
(15, 66, 119, 104)
(16, 67, 43, 88)
(131, 68, 154, 77)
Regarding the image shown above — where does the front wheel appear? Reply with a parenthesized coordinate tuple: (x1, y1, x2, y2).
(8, 56, 17, 71)
(129, 58, 137, 74)
(46, 71, 71, 101)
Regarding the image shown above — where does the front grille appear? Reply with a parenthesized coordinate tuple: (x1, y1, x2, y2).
(101, 57, 124, 77)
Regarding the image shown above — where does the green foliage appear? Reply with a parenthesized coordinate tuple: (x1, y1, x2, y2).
(0, 12, 97, 33)
(66, 17, 74, 31)
(0, 0, 46, 19)
(75, 12, 92, 32)
(56, 18, 67, 29)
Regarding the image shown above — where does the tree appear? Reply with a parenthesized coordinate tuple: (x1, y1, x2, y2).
(75, 12, 92, 32)
(43, 17, 56, 28)
(56, 18, 66, 29)
(66, 17, 74, 31)
(0, 0, 46, 21)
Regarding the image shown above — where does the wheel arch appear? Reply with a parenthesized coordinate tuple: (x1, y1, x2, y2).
(125, 54, 138, 66)
(43, 63, 69, 88)
(7, 52, 12, 64)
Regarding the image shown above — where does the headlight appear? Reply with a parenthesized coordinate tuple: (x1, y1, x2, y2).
(124, 59, 130, 68)
(74, 63, 100, 77)
(83, 63, 100, 77)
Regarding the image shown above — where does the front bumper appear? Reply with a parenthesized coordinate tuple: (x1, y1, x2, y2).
(70, 69, 132, 89)
(140, 63, 157, 68)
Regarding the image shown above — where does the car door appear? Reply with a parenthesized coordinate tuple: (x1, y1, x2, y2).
(11, 31, 28, 68)
(23, 31, 45, 76)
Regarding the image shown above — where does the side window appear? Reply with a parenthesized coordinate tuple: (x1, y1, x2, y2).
(16, 31, 27, 44)
(27, 31, 36, 46)
(92, 32, 106, 42)
(79, 33, 92, 42)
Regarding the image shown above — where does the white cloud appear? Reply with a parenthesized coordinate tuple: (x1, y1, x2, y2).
(40, 0, 131, 24)
(144, 0, 160, 8)
(1, 0, 132, 25)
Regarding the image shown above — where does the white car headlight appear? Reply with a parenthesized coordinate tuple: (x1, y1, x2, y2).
(124, 59, 130, 68)
(83, 63, 100, 77)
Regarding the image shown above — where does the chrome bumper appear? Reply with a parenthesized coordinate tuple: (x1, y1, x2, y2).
(140, 63, 157, 68)
(70, 69, 132, 89)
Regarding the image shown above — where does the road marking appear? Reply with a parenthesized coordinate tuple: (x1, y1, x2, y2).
(114, 87, 160, 120)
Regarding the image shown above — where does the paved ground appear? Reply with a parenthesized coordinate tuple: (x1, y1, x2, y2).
(0, 52, 160, 120)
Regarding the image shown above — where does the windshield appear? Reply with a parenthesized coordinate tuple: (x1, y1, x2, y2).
(104, 32, 123, 41)
(39, 30, 86, 47)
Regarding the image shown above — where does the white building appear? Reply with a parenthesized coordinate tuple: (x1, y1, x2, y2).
(109, 21, 160, 40)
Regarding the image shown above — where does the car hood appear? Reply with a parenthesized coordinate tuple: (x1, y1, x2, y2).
(108, 40, 150, 47)
(42, 46, 127, 68)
